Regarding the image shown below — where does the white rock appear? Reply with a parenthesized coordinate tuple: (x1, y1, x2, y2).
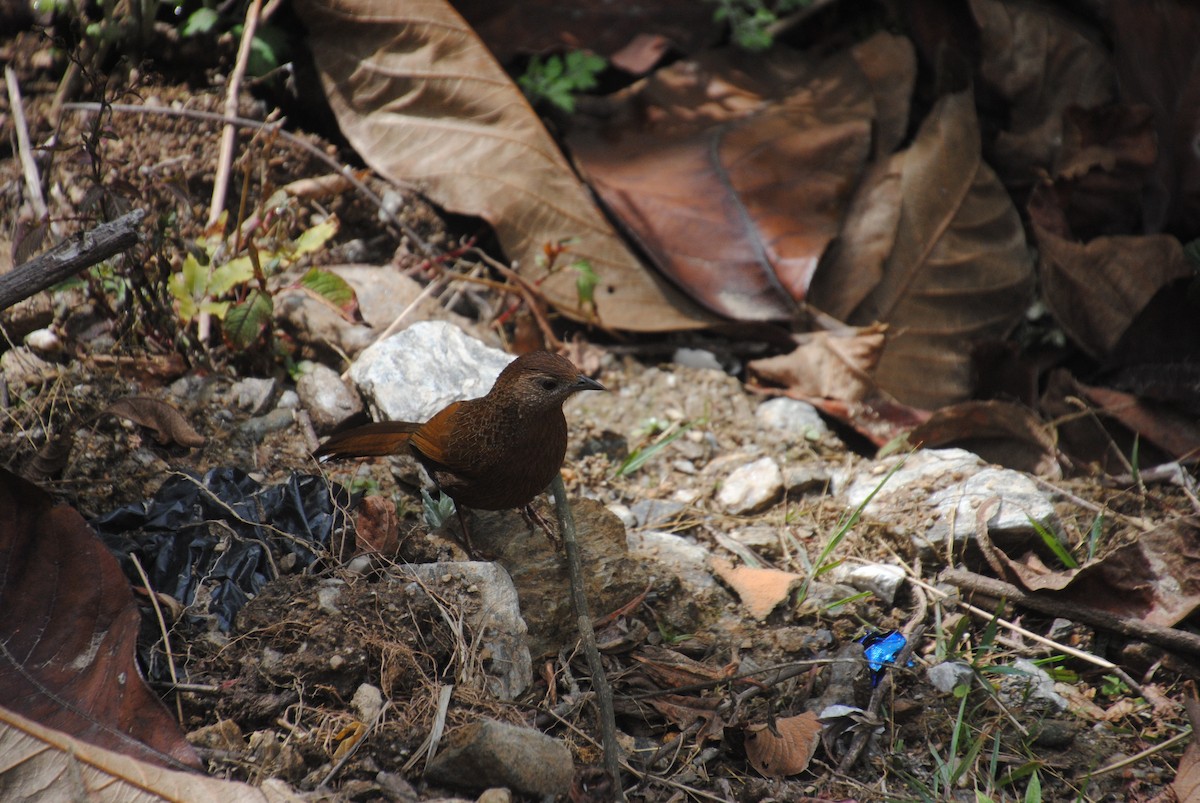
(927, 661, 974, 693)
(755, 397, 829, 440)
(717, 457, 783, 514)
(350, 321, 513, 423)
(836, 448, 1059, 550)
(829, 562, 906, 605)
(351, 683, 384, 723)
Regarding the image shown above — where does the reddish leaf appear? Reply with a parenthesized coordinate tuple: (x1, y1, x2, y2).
(0, 469, 200, 769)
(570, 34, 913, 320)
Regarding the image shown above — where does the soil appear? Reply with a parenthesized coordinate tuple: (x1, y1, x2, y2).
(0, 21, 1191, 803)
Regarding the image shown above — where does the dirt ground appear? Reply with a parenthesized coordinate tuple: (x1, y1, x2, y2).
(1, 23, 1193, 803)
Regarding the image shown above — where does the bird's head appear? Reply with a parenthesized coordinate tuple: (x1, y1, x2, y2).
(494, 351, 606, 411)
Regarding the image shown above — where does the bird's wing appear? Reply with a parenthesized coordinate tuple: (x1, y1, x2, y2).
(313, 420, 421, 459)
(407, 401, 467, 470)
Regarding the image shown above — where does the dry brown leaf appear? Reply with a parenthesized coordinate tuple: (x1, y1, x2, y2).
(747, 323, 886, 401)
(1029, 186, 1192, 361)
(353, 495, 399, 557)
(744, 711, 821, 778)
(709, 556, 802, 621)
(102, 396, 206, 448)
(812, 89, 1035, 409)
(989, 516, 1200, 629)
(906, 400, 1061, 477)
(294, 0, 711, 332)
(970, 0, 1113, 183)
(0, 705, 301, 802)
(571, 35, 913, 320)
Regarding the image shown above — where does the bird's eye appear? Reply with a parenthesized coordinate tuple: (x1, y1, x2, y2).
(540, 378, 557, 391)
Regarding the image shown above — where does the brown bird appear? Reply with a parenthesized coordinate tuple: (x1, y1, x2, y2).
(315, 351, 605, 545)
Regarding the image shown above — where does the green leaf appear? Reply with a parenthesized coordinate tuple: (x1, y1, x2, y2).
(209, 257, 255, 297)
(223, 289, 273, 348)
(292, 217, 339, 258)
(1027, 515, 1077, 569)
(572, 259, 599, 307)
(300, 268, 358, 314)
(182, 7, 219, 37)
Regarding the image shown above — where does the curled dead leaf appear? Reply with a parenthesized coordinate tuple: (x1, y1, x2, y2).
(744, 711, 821, 777)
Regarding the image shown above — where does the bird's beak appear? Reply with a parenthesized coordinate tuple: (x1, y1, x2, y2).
(573, 374, 606, 393)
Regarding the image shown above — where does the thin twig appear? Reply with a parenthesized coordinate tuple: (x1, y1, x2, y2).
(551, 474, 624, 801)
(5, 66, 49, 222)
(1087, 727, 1191, 778)
(129, 553, 183, 723)
(200, 0, 261, 343)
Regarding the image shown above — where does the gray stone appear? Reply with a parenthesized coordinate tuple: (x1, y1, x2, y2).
(630, 497, 687, 529)
(672, 347, 725, 372)
(296, 361, 363, 431)
(829, 562, 906, 605)
(927, 661, 974, 693)
(350, 322, 513, 424)
(424, 719, 574, 796)
(237, 407, 294, 440)
(717, 457, 784, 514)
(998, 658, 1067, 713)
(232, 377, 277, 415)
(836, 448, 1059, 550)
(391, 561, 531, 700)
(755, 397, 830, 440)
(782, 463, 831, 494)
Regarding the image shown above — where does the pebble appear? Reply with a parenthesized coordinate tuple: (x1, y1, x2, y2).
(296, 361, 363, 431)
(927, 661, 974, 693)
(423, 719, 574, 796)
(755, 396, 830, 440)
(231, 376, 278, 415)
(717, 457, 783, 514)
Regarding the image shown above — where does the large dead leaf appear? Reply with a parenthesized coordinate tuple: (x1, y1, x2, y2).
(709, 556, 803, 621)
(970, 0, 1113, 185)
(1173, 698, 1200, 803)
(0, 470, 200, 769)
(1111, 0, 1200, 234)
(1029, 185, 1192, 360)
(0, 705, 301, 802)
(570, 34, 914, 320)
(989, 516, 1200, 628)
(294, 0, 712, 332)
(810, 89, 1035, 409)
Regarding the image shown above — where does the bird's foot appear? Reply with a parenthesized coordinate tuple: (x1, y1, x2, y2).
(521, 503, 561, 550)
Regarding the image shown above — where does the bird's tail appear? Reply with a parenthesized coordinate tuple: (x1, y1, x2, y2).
(313, 421, 421, 459)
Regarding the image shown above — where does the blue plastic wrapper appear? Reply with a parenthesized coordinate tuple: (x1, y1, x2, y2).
(857, 629, 911, 686)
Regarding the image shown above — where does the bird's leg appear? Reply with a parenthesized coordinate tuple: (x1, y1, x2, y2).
(521, 503, 561, 549)
(453, 504, 478, 559)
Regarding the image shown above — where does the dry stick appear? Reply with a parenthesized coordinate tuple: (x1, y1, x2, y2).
(0, 209, 145, 312)
(941, 567, 1200, 659)
(62, 103, 434, 255)
(5, 66, 48, 223)
(550, 474, 624, 802)
(128, 553, 183, 723)
(199, 0, 261, 344)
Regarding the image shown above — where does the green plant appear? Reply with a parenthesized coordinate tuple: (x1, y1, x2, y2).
(707, 0, 812, 51)
(796, 453, 907, 604)
(167, 204, 351, 352)
(616, 418, 697, 477)
(421, 488, 457, 531)
(1027, 516, 1078, 569)
(518, 50, 606, 113)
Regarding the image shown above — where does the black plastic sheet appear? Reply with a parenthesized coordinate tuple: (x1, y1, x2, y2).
(92, 468, 354, 636)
